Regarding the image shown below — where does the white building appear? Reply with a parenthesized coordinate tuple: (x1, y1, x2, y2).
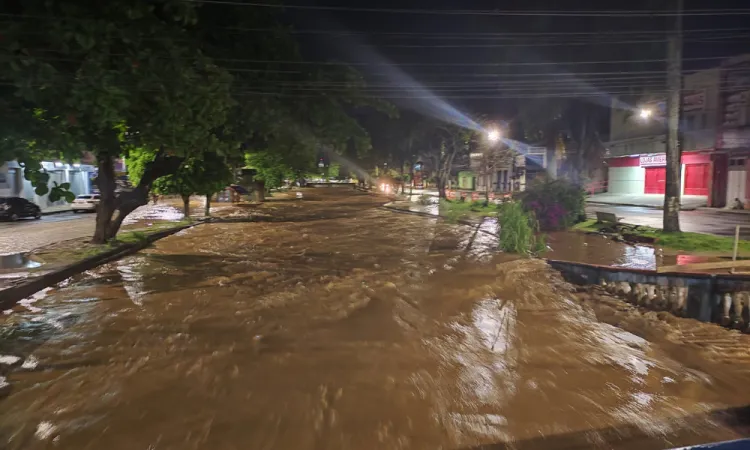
(0, 160, 96, 209)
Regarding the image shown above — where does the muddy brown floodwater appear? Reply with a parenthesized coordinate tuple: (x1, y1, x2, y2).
(1, 190, 749, 449)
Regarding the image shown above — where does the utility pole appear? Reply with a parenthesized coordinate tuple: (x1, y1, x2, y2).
(663, 0, 683, 232)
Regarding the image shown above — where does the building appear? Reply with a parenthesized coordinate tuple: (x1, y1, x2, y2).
(605, 67, 719, 205)
(0, 160, 97, 209)
(713, 54, 750, 207)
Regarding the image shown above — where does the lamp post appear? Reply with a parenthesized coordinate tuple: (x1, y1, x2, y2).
(483, 128, 502, 204)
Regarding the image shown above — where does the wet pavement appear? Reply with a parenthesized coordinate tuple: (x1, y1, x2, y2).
(0, 199, 217, 254)
(1, 190, 749, 449)
(586, 205, 750, 239)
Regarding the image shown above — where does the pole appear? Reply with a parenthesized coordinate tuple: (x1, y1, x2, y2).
(663, 0, 683, 232)
(733, 225, 740, 261)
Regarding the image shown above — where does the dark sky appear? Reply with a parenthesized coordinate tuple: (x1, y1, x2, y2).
(278, 0, 750, 120)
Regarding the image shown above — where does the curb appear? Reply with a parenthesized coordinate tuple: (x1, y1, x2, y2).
(586, 201, 700, 211)
(380, 204, 498, 238)
(0, 222, 201, 310)
(696, 207, 750, 216)
(41, 208, 73, 216)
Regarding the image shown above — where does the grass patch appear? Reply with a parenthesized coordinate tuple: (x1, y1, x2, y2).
(498, 201, 546, 254)
(574, 219, 750, 253)
(438, 198, 498, 221)
(30, 220, 193, 270)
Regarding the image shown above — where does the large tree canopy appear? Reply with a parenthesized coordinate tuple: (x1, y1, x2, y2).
(2, 0, 390, 242)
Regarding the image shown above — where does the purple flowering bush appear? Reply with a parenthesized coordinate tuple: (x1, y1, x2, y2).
(518, 178, 586, 231)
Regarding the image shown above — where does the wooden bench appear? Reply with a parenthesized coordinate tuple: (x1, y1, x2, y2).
(595, 211, 621, 224)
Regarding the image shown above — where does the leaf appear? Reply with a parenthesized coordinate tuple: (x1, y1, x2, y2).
(60, 182, 71, 190)
(35, 185, 49, 196)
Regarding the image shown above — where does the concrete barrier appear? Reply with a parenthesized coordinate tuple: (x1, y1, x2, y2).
(548, 259, 750, 331)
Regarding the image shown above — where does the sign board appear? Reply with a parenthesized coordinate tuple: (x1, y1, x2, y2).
(720, 129, 750, 149)
(639, 154, 667, 167)
(514, 155, 526, 167)
(471, 192, 480, 201)
(446, 190, 457, 200)
(683, 90, 706, 112)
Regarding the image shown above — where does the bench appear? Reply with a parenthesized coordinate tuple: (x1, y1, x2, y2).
(595, 211, 621, 224)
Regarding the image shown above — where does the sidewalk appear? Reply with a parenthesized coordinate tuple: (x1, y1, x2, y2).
(587, 193, 707, 210)
(41, 204, 72, 215)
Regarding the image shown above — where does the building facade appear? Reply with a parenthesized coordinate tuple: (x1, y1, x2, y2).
(0, 160, 97, 209)
(605, 67, 720, 204)
(713, 54, 750, 207)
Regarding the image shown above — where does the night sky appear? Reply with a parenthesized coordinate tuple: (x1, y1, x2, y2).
(278, 0, 750, 122)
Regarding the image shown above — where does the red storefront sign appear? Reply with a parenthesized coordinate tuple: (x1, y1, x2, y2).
(639, 154, 667, 167)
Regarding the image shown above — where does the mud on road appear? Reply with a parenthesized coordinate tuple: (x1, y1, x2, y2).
(0, 190, 749, 450)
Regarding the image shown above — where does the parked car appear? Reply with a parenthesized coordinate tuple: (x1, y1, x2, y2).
(0, 197, 42, 221)
(71, 194, 101, 212)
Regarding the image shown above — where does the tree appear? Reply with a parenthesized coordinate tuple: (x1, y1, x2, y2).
(156, 155, 233, 218)
(425, 124, 475, 199)
(1, 0, 236, 243)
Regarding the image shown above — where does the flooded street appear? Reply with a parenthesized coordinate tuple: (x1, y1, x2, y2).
(1, 190, 749, 449)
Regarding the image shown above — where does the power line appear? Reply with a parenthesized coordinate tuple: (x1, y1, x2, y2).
(211, 27, 750, 38)
(178, 1, 750, 17)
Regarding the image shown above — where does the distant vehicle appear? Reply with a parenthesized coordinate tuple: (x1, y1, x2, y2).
(71, 194, 101, 212)
(0, 197, 42, 221)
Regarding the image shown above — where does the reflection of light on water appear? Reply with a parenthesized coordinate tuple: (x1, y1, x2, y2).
(117, 258, 148, 306)
(451, 297, 518, 402)
(123, 204, 184, 224)
(616, 246, 658, 270)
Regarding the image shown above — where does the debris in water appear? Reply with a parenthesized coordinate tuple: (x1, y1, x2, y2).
(0, 355, 20, 365)
(35, 421, 57, 440)
(21, 356, 39, 370)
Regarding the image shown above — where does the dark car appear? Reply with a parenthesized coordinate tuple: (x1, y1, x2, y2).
(0, 197, 42, 221)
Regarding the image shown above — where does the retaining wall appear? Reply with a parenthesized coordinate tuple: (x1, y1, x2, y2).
(548, 259, 750, 331)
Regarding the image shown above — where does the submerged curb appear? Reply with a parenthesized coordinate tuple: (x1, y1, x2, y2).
(380, 203, 499, 238)
(0, 222, 202, 310)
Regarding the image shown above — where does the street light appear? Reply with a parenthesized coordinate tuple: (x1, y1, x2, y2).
(487, 129, 501, 142)
(639, 108, 653, 120)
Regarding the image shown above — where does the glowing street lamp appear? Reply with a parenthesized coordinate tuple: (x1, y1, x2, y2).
(487, 129, 501, 142)
(639, 108, 653, 120)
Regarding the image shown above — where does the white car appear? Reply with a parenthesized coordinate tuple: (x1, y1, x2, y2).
(71, 194, 101, 212)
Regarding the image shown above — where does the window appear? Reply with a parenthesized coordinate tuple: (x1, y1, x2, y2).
(729, 157, 746, 167)
(686, 115, 696, 131)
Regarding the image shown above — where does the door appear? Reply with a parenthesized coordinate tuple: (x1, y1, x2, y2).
(684, 164, 709, 196)
(726, 157, 747, 205)
(644, 167, 666, 194)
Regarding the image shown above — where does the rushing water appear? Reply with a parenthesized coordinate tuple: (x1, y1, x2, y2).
(0, 190, 748, 449)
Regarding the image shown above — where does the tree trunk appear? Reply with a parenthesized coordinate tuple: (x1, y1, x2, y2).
(663, 0, 683, 232)
(182, 195, 190, 218)
(92, 154, 117, 244)
(99, 149, 184, 242)
(253, 180, 266, 202)
(204, 194, 212, 216)
(437, 178, 447, 199)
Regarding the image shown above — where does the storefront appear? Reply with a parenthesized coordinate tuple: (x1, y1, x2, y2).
(606, 151, 712, 198)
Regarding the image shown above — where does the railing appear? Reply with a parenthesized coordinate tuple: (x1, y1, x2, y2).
(547, 259, 750, 331)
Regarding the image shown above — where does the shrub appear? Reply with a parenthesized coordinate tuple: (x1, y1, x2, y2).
(497, 201, 546, 254)
(518, 178, 585, 231)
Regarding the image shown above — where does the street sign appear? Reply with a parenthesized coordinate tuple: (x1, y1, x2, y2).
(639, 154, 667, 167)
